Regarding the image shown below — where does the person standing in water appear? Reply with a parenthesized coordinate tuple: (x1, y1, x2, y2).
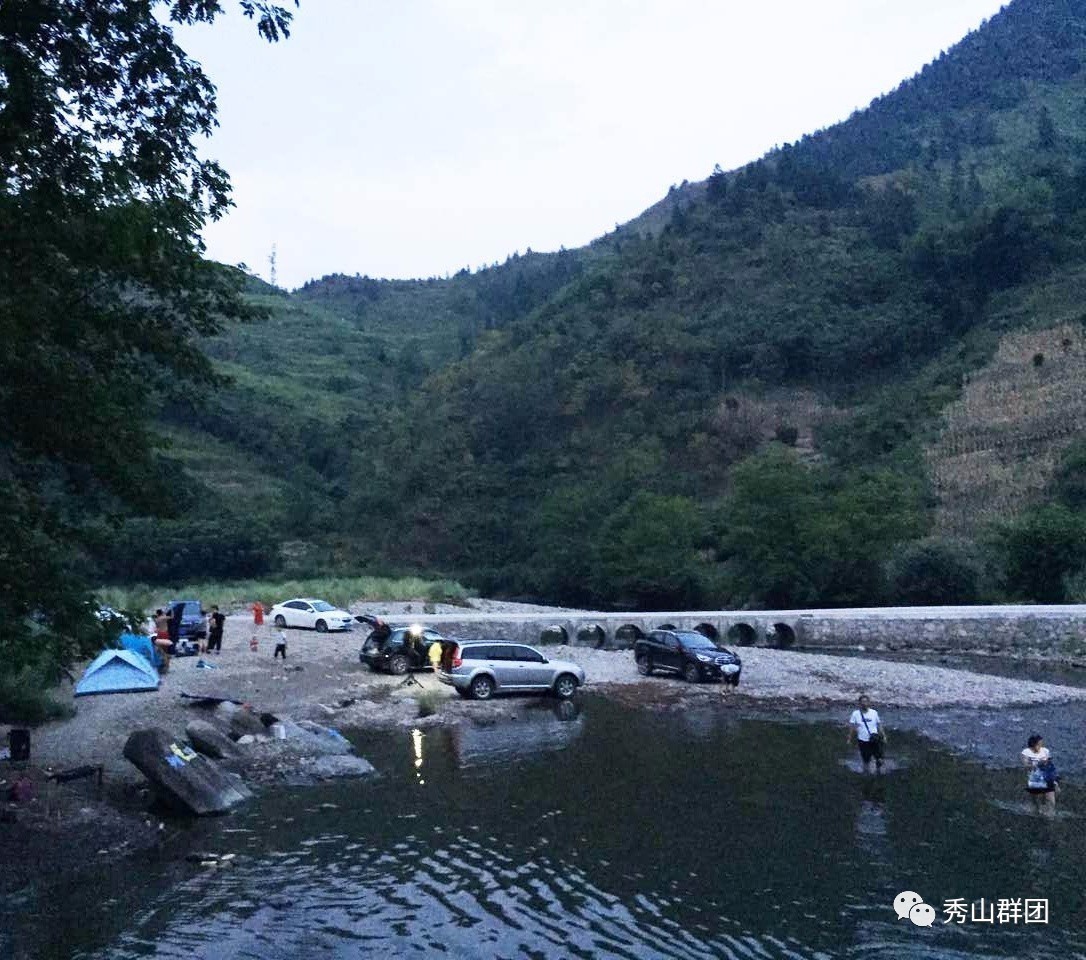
(1022, 734, 1058, 816)
(847, 694, 887, 773)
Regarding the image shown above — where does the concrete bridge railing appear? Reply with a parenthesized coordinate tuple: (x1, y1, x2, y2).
(380, 605, 1086, 658)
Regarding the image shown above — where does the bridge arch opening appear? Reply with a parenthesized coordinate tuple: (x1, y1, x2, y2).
(694, 623, 720, 642)
(576, 624, 607, 649)
(614, 624, 644, 649)
(772, 622, 796, 649)
(656, 623, 677, 631)
(540, 625, 569, 646)
(727, 623, 757, 647)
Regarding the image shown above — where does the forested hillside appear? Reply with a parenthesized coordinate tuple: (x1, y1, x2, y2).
(122, 0, 1086, 609)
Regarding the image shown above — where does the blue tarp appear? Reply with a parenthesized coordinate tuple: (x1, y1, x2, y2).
(119, 631, 163, 669)
(75, 649, 160, 697)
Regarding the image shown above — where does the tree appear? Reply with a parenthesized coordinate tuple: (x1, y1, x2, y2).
(594, 493, 707, 609)
(1037, 105, 1057, 149)
(884, 539, 982, 605)
(0, 2, 298, 686)
(996, 505, 1086, 603)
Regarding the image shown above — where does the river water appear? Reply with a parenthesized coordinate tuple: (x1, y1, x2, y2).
(7, 696, 1085, 960)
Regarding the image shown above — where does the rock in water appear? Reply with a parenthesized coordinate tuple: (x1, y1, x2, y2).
(305, 755, 376, 779)
(186, 720, 240, 760)
(123, 728, 252, 816)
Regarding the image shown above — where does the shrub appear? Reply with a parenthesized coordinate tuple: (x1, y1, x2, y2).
(0, 666, 73, 726)
(416, 691, 439, 718)
(885, 539, 982, 605)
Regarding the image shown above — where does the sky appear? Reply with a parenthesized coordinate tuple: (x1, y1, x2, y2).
(179, 0, 1008, 289)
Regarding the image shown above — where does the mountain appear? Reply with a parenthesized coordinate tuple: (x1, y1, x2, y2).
(115, 0, 1086, 608)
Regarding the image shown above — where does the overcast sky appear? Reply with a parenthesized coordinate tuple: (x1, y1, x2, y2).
(179, 0, 1007, 289)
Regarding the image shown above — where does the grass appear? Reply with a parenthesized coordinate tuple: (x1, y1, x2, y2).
(97, 574, 471, 615)
(416, 691, 440, 718)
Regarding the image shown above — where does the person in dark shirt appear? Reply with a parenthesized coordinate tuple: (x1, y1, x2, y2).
(207, 605, 226, 653)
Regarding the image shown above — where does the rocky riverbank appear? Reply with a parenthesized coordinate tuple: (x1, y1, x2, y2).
(3, 610, 1086, 898)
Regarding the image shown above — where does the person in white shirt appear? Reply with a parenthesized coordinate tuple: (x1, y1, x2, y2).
(1021, 734, 1057, 816)
(847, 694, 887, 773)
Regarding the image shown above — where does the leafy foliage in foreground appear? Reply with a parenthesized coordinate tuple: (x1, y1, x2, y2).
(0, 1, 297, 694)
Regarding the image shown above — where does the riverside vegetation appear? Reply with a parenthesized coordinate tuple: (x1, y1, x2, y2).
(5, 0, 1086, 712)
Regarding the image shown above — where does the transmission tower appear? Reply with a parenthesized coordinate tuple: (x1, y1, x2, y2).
(268, 243, 278, 287)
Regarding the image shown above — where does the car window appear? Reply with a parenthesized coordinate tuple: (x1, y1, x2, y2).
(462, 645, 497, 660)
(311, 601, 334, 612)
(285, 601, 307, 610)
(183, 602, 201, 617)
(512, 646, 545, 663)
(663, 635, 679, 650)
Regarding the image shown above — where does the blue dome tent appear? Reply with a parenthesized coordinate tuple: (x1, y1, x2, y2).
(75, 649, 160, 696)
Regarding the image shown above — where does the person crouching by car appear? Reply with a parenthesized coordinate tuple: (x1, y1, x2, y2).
(847, 694, 887, 773)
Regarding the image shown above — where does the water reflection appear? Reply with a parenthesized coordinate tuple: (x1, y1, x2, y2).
(449, 703, 585, 769)
(7, 699, 1086, 960)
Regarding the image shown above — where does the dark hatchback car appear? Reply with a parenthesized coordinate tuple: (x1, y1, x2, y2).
(634, 629, 742, 685)
(359, 625, 445, 674)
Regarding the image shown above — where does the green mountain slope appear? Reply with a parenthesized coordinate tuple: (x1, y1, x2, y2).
(124, 0, 1086, 608)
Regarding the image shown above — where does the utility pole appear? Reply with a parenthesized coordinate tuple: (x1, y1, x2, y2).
(268, 243, 278, 288)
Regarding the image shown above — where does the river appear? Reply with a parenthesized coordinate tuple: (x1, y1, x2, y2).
(5, 695, 1084, 959)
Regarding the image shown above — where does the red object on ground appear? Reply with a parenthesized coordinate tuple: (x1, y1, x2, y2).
(252, 602, 264, 626)
(249, 635, 258, 652)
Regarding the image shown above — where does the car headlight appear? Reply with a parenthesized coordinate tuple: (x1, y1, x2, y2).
(696, 654, 711, 662)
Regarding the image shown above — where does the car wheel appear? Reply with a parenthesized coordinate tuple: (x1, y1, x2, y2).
(274, 615, 286, 628)
(636, 654, 653, 676)
(553, 674, 578, 699)
(315, 619, 328, 633)
(368, 661, 381, 672)
(388, 654, 409, 676)
(683, 661, 701, 683)
(470, 675, 494, 701)
(731, 674, 740, 687)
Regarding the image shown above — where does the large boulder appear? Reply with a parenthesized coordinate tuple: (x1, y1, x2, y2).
(185, 720, 240, 760)
(215, 701, 267, 739)
(282, 720, 353, 755)
(123, 728, 252, 816)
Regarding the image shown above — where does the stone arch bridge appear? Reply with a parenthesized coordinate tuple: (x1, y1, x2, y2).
(396, 605, 1086, 658)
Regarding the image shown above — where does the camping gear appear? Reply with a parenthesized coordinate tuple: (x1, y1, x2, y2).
(119, 631, 163, 669)
(75, 649, 160, 696)
(9, 728, 30, 763)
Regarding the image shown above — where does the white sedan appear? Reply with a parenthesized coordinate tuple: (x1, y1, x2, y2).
(269, 598, 354, 632)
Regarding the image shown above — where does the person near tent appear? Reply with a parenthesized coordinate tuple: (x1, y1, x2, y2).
(167, 602, 183, 651)
(207, 605, 226, 653)
(252, 601, 264, 626)
(153, 609, 172, 671)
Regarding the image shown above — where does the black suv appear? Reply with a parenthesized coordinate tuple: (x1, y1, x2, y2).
(634, 629, 742, 685)
(359, 623, 445, 674)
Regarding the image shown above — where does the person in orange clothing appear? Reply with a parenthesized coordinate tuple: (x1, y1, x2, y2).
(252, 601, 264, 626)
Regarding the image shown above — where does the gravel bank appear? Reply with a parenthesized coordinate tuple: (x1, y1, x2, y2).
(15, 614, 1086, 781)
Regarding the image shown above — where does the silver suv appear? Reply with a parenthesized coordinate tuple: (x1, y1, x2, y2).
(438, 640, 585, 701)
